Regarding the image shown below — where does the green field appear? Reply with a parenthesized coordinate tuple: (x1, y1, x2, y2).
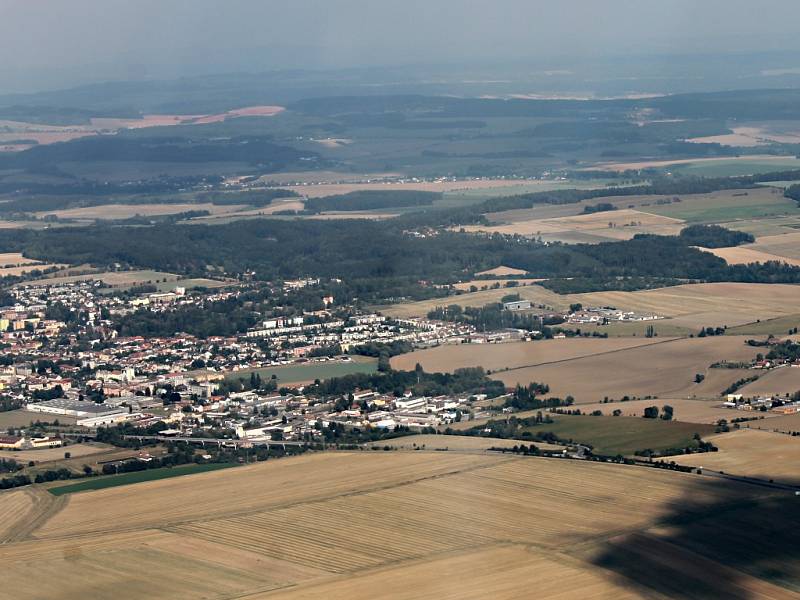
(226, 357, 378, 385)
(505, 414, 716, 456)
(47, 462, 238, 496)
(671, 158, 800, 177)
(726, 314, 800, 336)
(644, 195, 799, 224)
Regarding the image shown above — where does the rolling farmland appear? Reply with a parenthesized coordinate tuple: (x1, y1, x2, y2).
(384, 281, 800, 327)
(2, 452, 798, 599)
(395, 336, 763, 402)
(674, 429, 800, 484)
(489, 337, 761, 402)
(391, 337, 667, 374)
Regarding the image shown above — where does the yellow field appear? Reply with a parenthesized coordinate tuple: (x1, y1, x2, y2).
(750, 231, 800, 261)
(738, 366, 800, 397)
(475, 265, 528, 276)
(3, 451, 796, 599)
(397, 336, 759, 403)
(16, 269, 181, 288)
(367, 434, 565, 452)
(571, 282, 800, 329)
(0, 252, 39, 267)
(452, 278, 544, 291)
(698, 245, 800, 267)
(674, 429, 800, 483)
(463, 209, 684, 241)
(0, 442, 116, 462)
(391, 337, 667, 373)
(572, 398, 759, 424)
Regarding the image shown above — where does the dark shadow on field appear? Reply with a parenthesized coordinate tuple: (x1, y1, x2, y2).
(587, 477, 800, 599)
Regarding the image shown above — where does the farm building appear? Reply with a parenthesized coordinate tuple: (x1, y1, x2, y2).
(503, 300, 532, 311)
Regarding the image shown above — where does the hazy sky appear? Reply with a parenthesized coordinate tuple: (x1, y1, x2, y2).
(2, 0, 800, 91)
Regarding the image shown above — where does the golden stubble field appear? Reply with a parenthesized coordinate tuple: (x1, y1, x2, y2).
(698, 245, 800, 267)
(395, 336, 766, 403)
(462, 208, 684, 242)
(391, 337, 668, 373)
(2, 451, 796, 599)
(674, 429, 800, 483)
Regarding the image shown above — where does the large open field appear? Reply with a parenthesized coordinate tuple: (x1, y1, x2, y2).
(589, 154, 800, 176)
(0, 409, 76, 429)
(737, 366, 800, 397)
(398, 336, 763, 403)
(570, 282, 800, 329)
(477, 413, 716, 456)
(491, 337, 762, 402)
(463, 208, 685, 242)
(392, 337, 668, 373)
(33, 202, 248, 221)
(749, 231, 800, 261)
(2, 451, 798, 599)
(571, 398, 758, 424)
(674, 429, 800, 484)
(384, 281, 800, 328)
(698, 245, 800, 267)
(16, 269, 181, 288)
(639, 187, 799, 224)
(367, 434, 565, 452)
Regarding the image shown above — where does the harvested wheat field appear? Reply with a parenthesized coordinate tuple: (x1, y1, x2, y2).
(475, 265, 528, 277)
(572, 398, 758, 424)
(738, 366, 800, 397)
(571, 282, 800, 329)
(0, 442, 116, 462)
(749, 231, 800, 261)
(674, 429, 800, 483)
(16, 269, 181, 288)
(0, 252, 39, 267)
(463, 209, 684, 242)
(367, 434, 565, 452)
(3, 451, 799, 599)
(697, 245, 800, 267)
(486, 337, 761, 403)
(453, 278, 544, 291)
(392, 337, 667, 373)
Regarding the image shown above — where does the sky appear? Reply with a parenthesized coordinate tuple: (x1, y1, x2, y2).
(1, 0, 800, 92)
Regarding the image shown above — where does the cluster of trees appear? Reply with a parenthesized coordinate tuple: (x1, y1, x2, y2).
(679, 224, 754, 248)
(503, 383, 571, 411)
(307, 365, 506, 398)
(721, 376, 761, 396)
(767, 340, 800, 362)
(642, 405, 674, 420)
(784, 184, 800, 205)
(114, 299, 260, 338)
(697, 326, 726, 337)
(4, 215, 800, 300)
(582, 202, 617, 214)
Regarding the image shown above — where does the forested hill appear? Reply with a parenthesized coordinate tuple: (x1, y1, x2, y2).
(3, 221, 800, 296)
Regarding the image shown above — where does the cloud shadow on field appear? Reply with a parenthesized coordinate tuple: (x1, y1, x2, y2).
(587, 477, 800, 599)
